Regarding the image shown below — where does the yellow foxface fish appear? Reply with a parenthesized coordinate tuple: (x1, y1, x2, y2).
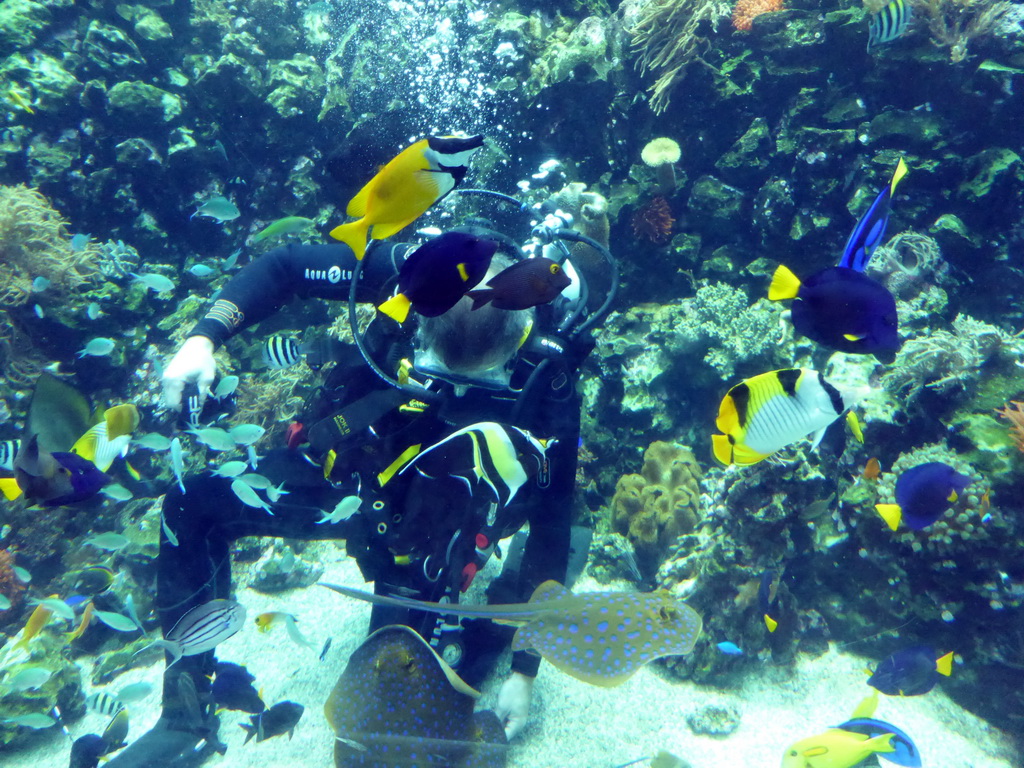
(712, 369, 864, 466)
(14, 599, 56, 650)
(329, 135, 484, 259)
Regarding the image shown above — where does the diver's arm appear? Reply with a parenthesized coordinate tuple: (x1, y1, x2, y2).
(188, 241, 401, 347)
(508, 396, 580, 679)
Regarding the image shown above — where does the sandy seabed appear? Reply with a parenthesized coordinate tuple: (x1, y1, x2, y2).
(3, 543, 1019, 768)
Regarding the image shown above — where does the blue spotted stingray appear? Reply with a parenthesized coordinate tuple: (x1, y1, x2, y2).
(320, 580, 703, 687)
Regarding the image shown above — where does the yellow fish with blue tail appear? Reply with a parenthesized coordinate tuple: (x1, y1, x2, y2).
(781, 692, 921, 768)
(329, 135, 484, 259)
(320, 580, 702, 687)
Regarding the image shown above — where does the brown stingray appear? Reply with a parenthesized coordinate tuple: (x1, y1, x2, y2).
(324, 625, 507, 767)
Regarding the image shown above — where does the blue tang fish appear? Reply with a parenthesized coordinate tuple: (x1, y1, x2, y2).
(840, 158, 909, 271)
(875, 462, 972, 531)
(868, 646, 953, 696)
(320, 580, 703, 687)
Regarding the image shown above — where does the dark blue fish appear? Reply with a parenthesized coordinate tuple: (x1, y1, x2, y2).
(212, 662, 265, 714)
(0, 435, 110, 506)
(835, 717, 921, 767)
(868, 0, 913, 49)
(377, 232, 497, 323)
(868, 646, 954, 696)
(839, 159, 909, 271)
(240, 700, 304, 744)
(875, 462, 973, 531)
(769, 266, 900, 363)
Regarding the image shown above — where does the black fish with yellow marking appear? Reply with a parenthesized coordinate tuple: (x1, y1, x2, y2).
(868, 646, 954, 696)
(466, 257, 571, 311)
(377, 232, 496, 323)
(240, 700, 304, 744)
(212, 661, 265, 714)
(769, 266, 900, 363)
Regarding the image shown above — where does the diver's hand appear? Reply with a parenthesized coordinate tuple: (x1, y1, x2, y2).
(495, 671, 533, 741)
(161, 336, 216, 411)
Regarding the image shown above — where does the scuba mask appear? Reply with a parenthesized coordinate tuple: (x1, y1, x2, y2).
(412, 318, 533, 395)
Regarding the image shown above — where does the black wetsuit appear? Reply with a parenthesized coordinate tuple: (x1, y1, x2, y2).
(156, 240, 589, 709)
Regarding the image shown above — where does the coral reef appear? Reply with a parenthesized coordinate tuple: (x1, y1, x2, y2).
(0, 549, 27, 622)
(910, 0, 1014, 62)
(631, 196, 675, 243)
(610, 441, 702, 574)
(732, 0, 785, 31)
(881, 314, 1024, 400)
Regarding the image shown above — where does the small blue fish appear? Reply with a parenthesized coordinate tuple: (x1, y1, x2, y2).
(716, 641, 743, 656)
(77, 337, 116, 357)
(33, 304, 44, 318)
(131, 272, 175, 293)
(70, 233, 91, 252)
(191, 196, 241, 222)
(223, 248, 242, 270)
(32, 276, 51, 292)
(188, 264, 217, 278)
(86, 303, 102, 320)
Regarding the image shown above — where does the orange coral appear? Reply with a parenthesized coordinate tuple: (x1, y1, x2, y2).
(631, 196, 675, 244)
(732, 0, 785, 31)
(0, 548, 27, 616)
(996, 401, 1024, 452)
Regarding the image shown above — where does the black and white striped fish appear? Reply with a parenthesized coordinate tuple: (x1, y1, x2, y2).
(262, 336, 302, 369)
(0, 439, 19, 471)
(86, 691, 125, 717)
(138, 599, 246, 666)
(868, 0, 912, 49)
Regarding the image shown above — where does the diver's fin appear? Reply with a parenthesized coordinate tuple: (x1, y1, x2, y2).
(875, 503, 902, 531)
(936, 651, 954, 676)
(329, 220, 369, 260)
(768, 265, 801, 301)
(0, 477, 22, 500)
(377, 293, 412, 323)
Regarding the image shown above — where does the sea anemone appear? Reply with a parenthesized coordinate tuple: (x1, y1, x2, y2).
(631, 196, 675, 244)
(732, 0, 785, 32)
(640, 138, 681, 195)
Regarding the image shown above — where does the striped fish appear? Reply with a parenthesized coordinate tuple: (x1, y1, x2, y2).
(262, 336, 301, 369)
(711, 368, 864, 466)
(86, 691, 124, 717)
(139, 599, 246, 666)
(399, 422, 551, 506)
(0, 439, 19, 471)
(868, 0, 912, 49)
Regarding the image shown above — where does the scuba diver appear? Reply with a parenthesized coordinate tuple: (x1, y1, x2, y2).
(91, 191, 617, 768)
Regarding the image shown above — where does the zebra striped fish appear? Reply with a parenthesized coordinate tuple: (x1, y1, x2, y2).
(868, 0, 912, 49)
(0, 439, 19, 471)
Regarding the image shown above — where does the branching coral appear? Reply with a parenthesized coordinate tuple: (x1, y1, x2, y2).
(631, 0, 732, 114)
(909, 0, 1013, 62)
(881, 314, 1024, 399)
(996, 401, 1024, 452)
(0, 185, 98, 309)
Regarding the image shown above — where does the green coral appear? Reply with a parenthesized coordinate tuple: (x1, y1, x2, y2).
(107, 81, 183, 125)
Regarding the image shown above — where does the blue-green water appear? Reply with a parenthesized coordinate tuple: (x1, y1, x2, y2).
(1, 0, 1023, 766)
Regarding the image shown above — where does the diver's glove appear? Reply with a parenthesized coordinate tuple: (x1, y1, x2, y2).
(162, 336, 216, 412)
(495, 671, 533, 741)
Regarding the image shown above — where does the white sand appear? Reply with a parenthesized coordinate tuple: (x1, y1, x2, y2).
(4, 544, 1019, 767)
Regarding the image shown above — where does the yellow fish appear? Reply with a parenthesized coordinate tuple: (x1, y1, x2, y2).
(329, 135, 484, 259)
(14, 599, 55, 650)
(7, 86, 34, 114)
(71, 403, 140, 472)
(781, 728, 895, 768)
(66, 600, 95, 642)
